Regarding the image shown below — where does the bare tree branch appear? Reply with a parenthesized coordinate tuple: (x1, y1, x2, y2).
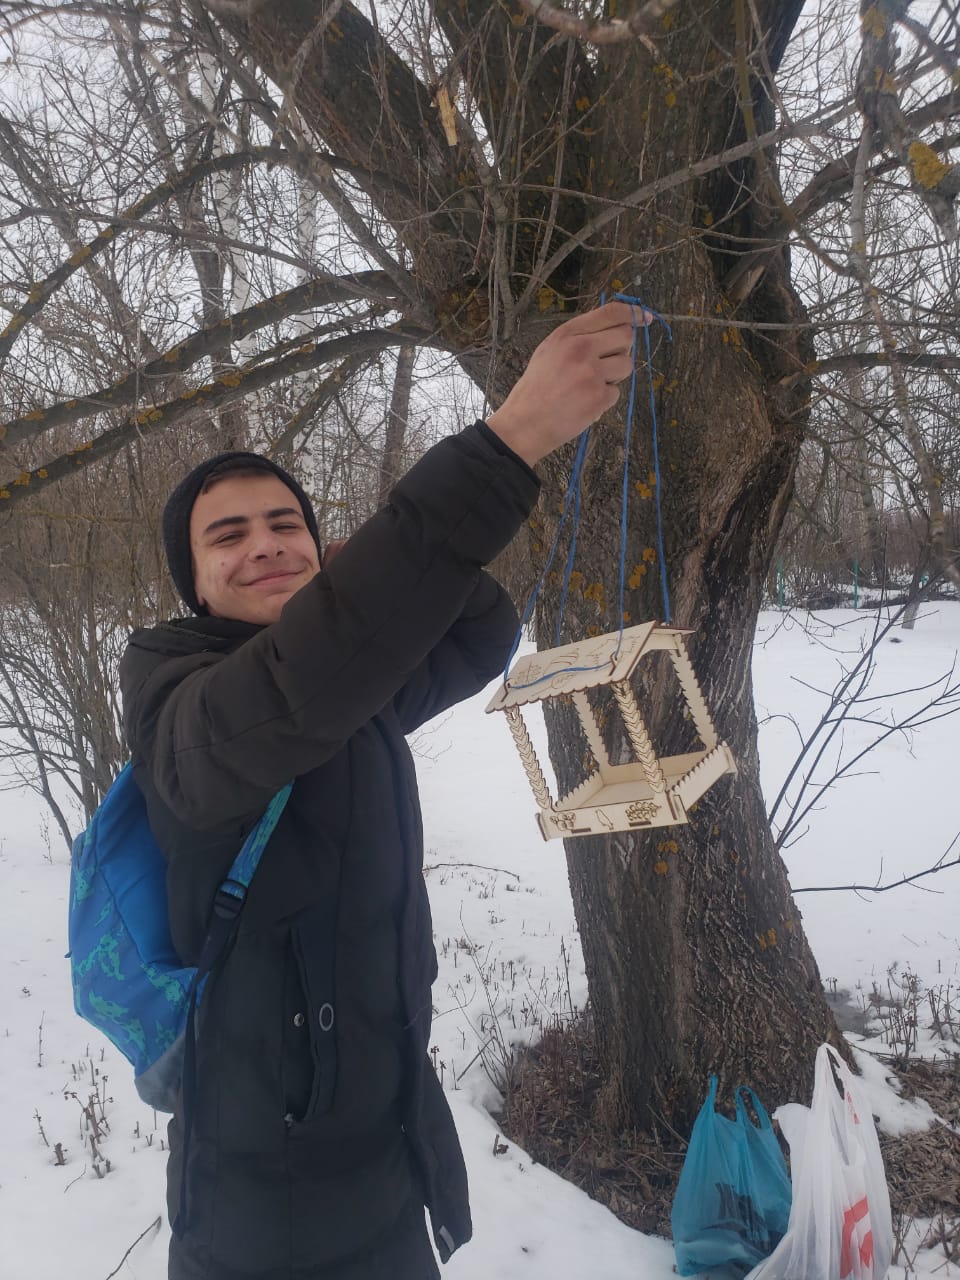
(195, 0, 485, 294)
(0, 271, 401, 450)
(518, 114, 835, 313)
(129, 24, 422, 305)
(794, 834, 960, 893)
(266, 349, 372, 460)
(517, 0, 679, 48)
(0, 327, 427, 511)
(0, 140, 286, 367)
(724, 109, 960, 304)
(783, 350, 960, 385)
(847, 122, 960, 591)
(858, 0, 960, 239)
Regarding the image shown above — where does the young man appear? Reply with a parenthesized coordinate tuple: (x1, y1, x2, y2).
(120, 303, 638, 1279)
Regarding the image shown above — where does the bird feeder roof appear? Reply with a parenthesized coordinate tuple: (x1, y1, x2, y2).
(486, 620, 694, 712)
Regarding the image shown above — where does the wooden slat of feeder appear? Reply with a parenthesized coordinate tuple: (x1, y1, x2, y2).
(670, 742, 737, 812)
(537, 776, 684, 839)
(556, 751, 719, 812)
(571, 691, 610, 771)
(668, 641, 719, 750)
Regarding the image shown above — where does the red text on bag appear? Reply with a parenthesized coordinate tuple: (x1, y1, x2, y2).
(841, 1197, 874, 1277)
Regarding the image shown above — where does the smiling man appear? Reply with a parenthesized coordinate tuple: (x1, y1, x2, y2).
(188, 467, 323, 624)
(118, 301, 639, 1280)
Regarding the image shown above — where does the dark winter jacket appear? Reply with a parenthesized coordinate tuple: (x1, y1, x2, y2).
(119, 423, 540, 1279)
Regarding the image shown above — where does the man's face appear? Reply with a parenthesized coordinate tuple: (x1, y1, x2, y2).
(189, 473, 321, 625)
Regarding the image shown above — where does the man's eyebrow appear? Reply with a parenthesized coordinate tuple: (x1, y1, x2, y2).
(202, 507, 302, 536)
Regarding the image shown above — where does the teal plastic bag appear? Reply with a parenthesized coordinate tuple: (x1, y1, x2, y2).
(671, 1076, 792, 1276)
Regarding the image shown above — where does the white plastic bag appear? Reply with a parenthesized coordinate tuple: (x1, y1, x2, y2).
(746, 1044, 894, 1280)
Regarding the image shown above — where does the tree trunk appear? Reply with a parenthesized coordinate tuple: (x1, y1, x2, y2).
(543, 339, 839, 1127)
(851, 430, 887, 589)
(847, 323, 887, 588)
(378, 346, 415, 506)
(526, 4, 841, 1129)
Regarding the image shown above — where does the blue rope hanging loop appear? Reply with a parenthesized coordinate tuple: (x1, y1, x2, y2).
(503, 292, 673, 690)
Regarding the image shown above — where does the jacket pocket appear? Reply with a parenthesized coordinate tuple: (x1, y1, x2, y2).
(280, 943, 315, 1122)
(286, 902, 339, 1123)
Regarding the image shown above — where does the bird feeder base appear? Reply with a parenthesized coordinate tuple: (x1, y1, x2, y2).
(533, 744, 737, 840)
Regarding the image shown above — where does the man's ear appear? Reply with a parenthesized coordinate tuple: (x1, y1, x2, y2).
(191, 554, 206, 608)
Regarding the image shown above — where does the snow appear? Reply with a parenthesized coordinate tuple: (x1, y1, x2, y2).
(753, 607, 960, 1013)
(851, 1049, 940, 1139)
(1, 604, 958, 1278)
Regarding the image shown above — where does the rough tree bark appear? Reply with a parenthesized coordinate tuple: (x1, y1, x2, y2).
(197, 0, 842, 1131)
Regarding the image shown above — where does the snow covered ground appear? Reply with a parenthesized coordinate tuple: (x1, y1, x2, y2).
(1, 604, 957, 1279)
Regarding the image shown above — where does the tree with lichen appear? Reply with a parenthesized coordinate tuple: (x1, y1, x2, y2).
(1, 0, 958, 1140)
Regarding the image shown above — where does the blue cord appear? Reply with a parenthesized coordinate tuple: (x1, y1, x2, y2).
(555, 429, 590, 646)
(616, 307, 638, 638)
(501, 426, 591, 681)
(503, 292, 673, 689)
(618, 292, 672, 624)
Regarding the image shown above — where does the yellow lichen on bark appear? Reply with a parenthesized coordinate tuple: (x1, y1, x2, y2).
(861, 6, 886, 38)
(908, 141, 949, 189)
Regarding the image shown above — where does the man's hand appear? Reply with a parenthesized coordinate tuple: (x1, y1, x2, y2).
(486, 301, 650, 467)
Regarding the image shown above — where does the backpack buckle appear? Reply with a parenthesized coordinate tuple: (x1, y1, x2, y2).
(213, 880, 246, 919)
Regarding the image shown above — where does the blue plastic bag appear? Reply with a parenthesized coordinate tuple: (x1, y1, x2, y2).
(671, 1075, 792, 1276)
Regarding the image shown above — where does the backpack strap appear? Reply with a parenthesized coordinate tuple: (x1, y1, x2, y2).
(173, 783, 293, 1238)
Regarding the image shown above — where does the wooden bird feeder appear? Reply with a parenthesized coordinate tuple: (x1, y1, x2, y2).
(486, 621, 737, 841)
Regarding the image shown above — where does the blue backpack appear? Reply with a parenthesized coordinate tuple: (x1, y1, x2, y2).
(68, 762, 291, 1113)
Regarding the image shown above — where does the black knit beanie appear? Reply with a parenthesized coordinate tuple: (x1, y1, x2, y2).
(162, 451, 323, 615)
